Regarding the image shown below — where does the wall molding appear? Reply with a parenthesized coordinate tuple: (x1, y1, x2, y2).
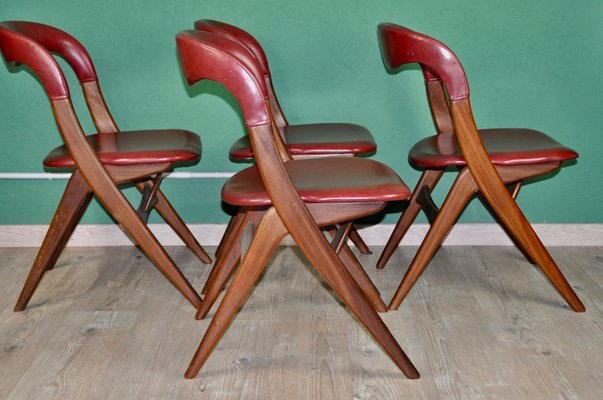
(0, 223, 601, 248)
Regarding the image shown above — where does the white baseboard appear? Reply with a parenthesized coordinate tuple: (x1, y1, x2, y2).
(0, 223, 601, 248)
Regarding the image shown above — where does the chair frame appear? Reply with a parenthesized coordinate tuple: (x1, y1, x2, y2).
(177, 29, 419, 379)
(375, 23, 584, 312)
(0, 21, 211, 311)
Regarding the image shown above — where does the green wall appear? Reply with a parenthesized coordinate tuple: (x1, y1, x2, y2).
(1, 0, 601, 225)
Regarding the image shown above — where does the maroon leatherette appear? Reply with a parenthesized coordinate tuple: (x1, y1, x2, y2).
(409, 128, 578, 167)
(176, 30, 270, 127)
(194, 20, 270, 76)
(378, 23, 469, 101)
(229, 123, 376, 159)
(222, 157, 410, 206)
(43, 129, 201, 168)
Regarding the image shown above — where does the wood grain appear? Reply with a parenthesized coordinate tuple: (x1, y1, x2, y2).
(1, 245, 602, 399)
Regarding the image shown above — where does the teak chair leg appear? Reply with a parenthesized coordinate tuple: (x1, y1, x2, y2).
(197, 208, 265, 319)
(202, 243, 241, 297)
(477, 191, 536, 266)
(138, 184, 212, 264)
(348, 224, 372, 254)
(326, 227, 387, 312)
(202, 212, 246, 296)
(215, 211, 242, 260)
(284, 215, 419, 378)
(88, 177, 202, 310)
(377, 169, 444, 269)
(186, 207, 287, 378)
(14, 171, 92, 311)
(389, 168, 476, 310)
(478, 178, 585, 312)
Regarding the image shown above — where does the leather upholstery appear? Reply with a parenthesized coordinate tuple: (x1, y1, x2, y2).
(194, 20, 270, 77)
(0, 22, 71, 100)
(378, 23, 469, 101)
(43, 129, 201, 168)
(409, 128, 578, 167)
(176, 30, 270, 127)
(222, 157, 410, 206)
(229, 123, 376, 159)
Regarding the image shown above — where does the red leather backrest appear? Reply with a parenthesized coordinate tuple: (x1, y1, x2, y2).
(0, 22, 69, 100)
(378, 23, 470, 101)
(176, 30, 270, 127)
(0, 21, 97, 99)
(194, 20, 270, 77)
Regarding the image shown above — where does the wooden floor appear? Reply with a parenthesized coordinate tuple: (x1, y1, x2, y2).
(1, 245, 602, 399)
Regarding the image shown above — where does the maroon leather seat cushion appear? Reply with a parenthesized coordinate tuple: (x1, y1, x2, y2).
(409, 128, 578, 168)
(43, 129, 201, 168)
(229, 123, 376, 160)
(222, 157, 410, 206)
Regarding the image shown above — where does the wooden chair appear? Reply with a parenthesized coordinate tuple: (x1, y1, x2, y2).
(376, 23, 585, 312)
(176, 29, 419, 379)
(194, 19, 374, 259)
(0, 21, 211, 312)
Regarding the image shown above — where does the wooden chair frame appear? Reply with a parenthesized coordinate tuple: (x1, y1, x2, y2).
(0, 21, 210, 311)
(375, 23, 585, 313)
(177, 29, 419, 379)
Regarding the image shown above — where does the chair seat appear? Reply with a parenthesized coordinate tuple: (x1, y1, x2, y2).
(222, 157, 410, 206)
(43, 129, 201, 168)
(409, 128, 578, 168)
(229, 123, 376, 160)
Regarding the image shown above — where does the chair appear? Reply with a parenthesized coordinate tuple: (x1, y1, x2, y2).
(376, 23, 585, 312)
(176, 29, 419, 379)
(194, 19, 375, 257)
(0, 21, 211, 312)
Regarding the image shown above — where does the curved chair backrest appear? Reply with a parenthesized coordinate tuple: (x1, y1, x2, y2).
(192, 20, 289, 130)
(0, 21, 118, 134)
(378, 23, 469, 101)
(177, 29, 270, 128)
(194, 19, 270, 77)
(0, 21, 97, 100)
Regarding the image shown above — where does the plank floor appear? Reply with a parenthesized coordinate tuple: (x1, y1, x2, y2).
(1, 245, 602, 399)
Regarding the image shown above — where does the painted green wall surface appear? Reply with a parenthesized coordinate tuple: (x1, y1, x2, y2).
(0, 0, 601, 225)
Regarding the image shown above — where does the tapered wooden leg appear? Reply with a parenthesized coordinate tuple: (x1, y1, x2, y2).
(90, 183, 202, 309)
(287, 220, 419, 378)
(479, 181, 585, 312)
(201, 213, 245, 296)
(325, 227, 387, 312)
(202, 242, 240, 297)
(136, 184, 212, 264)
(478, 190, 537, 266)
(215, 212, 244, 261)
(348, 225, 371, 254)
(389, 169, 476, 310)
(196, 209, 265, 319)
(14, 171, 92, 311)
(186, 208, 287, 378)
(377, 170, 444, 269)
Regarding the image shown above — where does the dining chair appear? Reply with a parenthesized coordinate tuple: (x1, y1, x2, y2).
(194, 19, 375, 258)
(0, 21, 211, 311)
(176, 29, 420, 379)
(376, 23, 585, 312)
